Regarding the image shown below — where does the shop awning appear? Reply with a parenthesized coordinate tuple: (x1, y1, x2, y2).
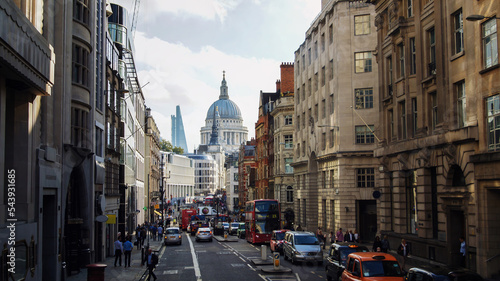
(154, 210, 162, 216)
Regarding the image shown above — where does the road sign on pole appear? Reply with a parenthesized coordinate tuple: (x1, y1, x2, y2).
(273, 252, 280, 269)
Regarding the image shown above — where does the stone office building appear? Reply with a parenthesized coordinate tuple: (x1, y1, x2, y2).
(368, 0, 500, 278)
(293, 0, 380, 241)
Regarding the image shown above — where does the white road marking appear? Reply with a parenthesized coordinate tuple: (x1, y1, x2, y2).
(187, 233, 202, 281)
(295, 273, 301, 281)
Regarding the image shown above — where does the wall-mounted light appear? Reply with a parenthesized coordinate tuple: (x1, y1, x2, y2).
(466, 15, 500, 21)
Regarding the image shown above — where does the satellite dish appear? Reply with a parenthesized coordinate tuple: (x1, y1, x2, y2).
(95, 215, 108, 223)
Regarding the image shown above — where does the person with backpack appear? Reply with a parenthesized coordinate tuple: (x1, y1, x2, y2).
(146, 248, 158, 281)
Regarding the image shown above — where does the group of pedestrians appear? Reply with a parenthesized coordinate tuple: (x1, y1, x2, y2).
(330, 227, 360, 243)
(113, 233, 134, 267)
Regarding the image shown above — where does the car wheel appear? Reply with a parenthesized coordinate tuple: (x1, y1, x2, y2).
(337, 275, 342, 281)
(291, 255, 296, 265)
(283, 251, 288, 260)
(209, 238, 213, 242)
(318, 260, 323, 266)
(326, 272, 332, 281)
(179, 241, 182, 245)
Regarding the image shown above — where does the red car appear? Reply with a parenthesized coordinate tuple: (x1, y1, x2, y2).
(270, 229, 289, 254)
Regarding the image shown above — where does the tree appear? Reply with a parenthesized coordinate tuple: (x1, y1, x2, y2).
(159, 139, 184, 154)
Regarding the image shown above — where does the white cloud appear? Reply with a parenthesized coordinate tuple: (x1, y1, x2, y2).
(134, 31, 279, 150)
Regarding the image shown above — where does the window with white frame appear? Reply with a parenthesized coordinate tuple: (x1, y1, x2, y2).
(407, 0, 413, 17)
(410, 38, 416, 75)
(431, 92, 438, 129)
(487, 94, 500, 151)
(453, 9, 464, 54)
(284, 135, 293, 148)
(482, 18, 498, 68)
(285, 158, 294, 174)
(285, 115, 293, 125)
(398, 43, 405, 77)
(355, 52, 373, 73)
(456, 80, 466, 128)
(355, 125, 375, 144)
(354, 15, 370, 35)
(355, 88, 374, 109)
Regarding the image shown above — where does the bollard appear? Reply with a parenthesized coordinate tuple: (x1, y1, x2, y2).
(224, 231, 228, 239)
(261, 245, 267, 260)
(86, 264, 107, 281)
(273, 252, 280, 269)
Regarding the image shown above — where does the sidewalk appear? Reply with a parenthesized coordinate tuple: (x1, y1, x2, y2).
(66, 237, 163, 281)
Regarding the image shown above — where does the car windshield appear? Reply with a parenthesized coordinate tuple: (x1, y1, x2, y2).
(276, 232, 286, 240)
(166, 229, 179, 234)
(361, 261, 402, 277)
(295, 235, 319, 245)
(340, 248, 368, 265)
(231, 223, 239, 228)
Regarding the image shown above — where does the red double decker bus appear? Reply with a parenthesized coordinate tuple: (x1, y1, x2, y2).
(245, 199, 280, 244)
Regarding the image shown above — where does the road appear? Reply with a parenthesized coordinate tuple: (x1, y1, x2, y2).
(153, 232, 326, 281)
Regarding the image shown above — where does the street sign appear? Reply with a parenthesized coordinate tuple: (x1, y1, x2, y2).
(273, 253, 280, 260)
(273, 252, 280, 269)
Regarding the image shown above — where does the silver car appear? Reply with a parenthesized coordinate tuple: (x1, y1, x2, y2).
(195, 227, 213, 242)
(283, 231, 323, 265)
(164, 227, 182, 245)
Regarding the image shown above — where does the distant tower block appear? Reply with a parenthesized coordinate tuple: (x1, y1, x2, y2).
(171, 105, 189, 153)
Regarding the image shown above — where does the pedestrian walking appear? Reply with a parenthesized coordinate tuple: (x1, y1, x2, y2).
(329, 231, 335, 245)
(353, 230, 360, 243)
(151, 225, 157, 241)
(158, 225, 163, 241)
(146, 248, 158, 281)
(336, 228, 344, 242)
(123, 237, 133, 267)
(114, 237, 123, 267)
(397, 238, 410, 270)
(372, 235, 382, 252)
(459, 236, 466, 267)
(316, 227, 326, 249)
(381, 235, 390, 253)
(344, 230, 354, 242)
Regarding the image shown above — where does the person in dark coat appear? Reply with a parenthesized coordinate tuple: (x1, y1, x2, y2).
(381, 235, 390, 253)
(372, 235, 382, 252)
(397, 238, 410, 269)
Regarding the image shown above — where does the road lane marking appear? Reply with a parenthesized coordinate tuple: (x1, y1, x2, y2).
(187, 233, 202, 281)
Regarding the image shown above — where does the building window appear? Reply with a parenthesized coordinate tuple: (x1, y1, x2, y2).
(302, 141, 305, 156)
(72, 44, 90, 88)
(286, 186, 293, 203)
(315, 104, 318, 120)
(308, 48, 311, 65)
(355, 88, 374, 109)
(387, 56, 393, 96)
(284, 135, 293, 148)
(322, 99, 326, 119)
(329, 129, 335, 147)
(302, 54, 306, 70)
(400, 101, 407, 139)
(412, 98, 418, 136)
(356, 168, 375, 188)
(330, 93, 334, 114)
(398, 43, 405, 78)
(355, 125, 375, 144)
(453, 9, 464, 54)
(96, 126, 103, 157)
(431, 92, 438, 129)
(487, 94, 500, 151)
(428, 28, 436, 76)
(296, 115, 300, 130)
(406, 171, 418, 234)
(285, 115, 293, 125)
(330, 169, 335, 188)
(321, 33, 325, 52)
(71, 107, 90, 149)
(285, 158, 293, 174)
(355, 52, 373, 73)
(321, 66, 326, 86)
(456, 80, 466, 128)
(410, 38, 416, 75)
(74, 0, 90, 26)
(329, 59, 334, 80)
(329, 24, 334, 44)
(314, 41, 318, 59)
(389, 109, 394, 139)
(314, 73, 318, 92)
(407, 0, 413, 18)
(354, 15, 370, 35)
(322, 171, 327, 188)
(482, 18, 498, 68)
(322, 132, 326, 150)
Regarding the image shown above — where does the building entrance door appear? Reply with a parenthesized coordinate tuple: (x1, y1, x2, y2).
(358, 200, 377, 243)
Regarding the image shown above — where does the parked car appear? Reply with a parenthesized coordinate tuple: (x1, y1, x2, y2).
(164, 227, 182, 245)
(326, 242, 369, 281)
(406, 266, 484, 281)
(229, 222, 240, 235)
(195, 227, 213, 242)
(341, 252, 405, 281)
(270, 229, 289, 254)
(237, 223, 246, 239)
(222, 222, 229, 233)
(283, 231, 323, 265)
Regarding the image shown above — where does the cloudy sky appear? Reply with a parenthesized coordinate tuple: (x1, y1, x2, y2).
(112, 0, 320, 152)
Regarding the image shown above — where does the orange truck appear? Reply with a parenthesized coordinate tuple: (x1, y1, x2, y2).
(179, 209, 196, 230)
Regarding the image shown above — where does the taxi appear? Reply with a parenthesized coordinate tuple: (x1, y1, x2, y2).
(341, 252, 405, 281)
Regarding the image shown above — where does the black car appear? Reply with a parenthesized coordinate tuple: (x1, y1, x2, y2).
(325, 242, 369, 281)
(407, 266, 484, 281)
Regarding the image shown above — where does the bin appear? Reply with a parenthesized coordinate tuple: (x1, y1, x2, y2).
(86, 264, 107, 281)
